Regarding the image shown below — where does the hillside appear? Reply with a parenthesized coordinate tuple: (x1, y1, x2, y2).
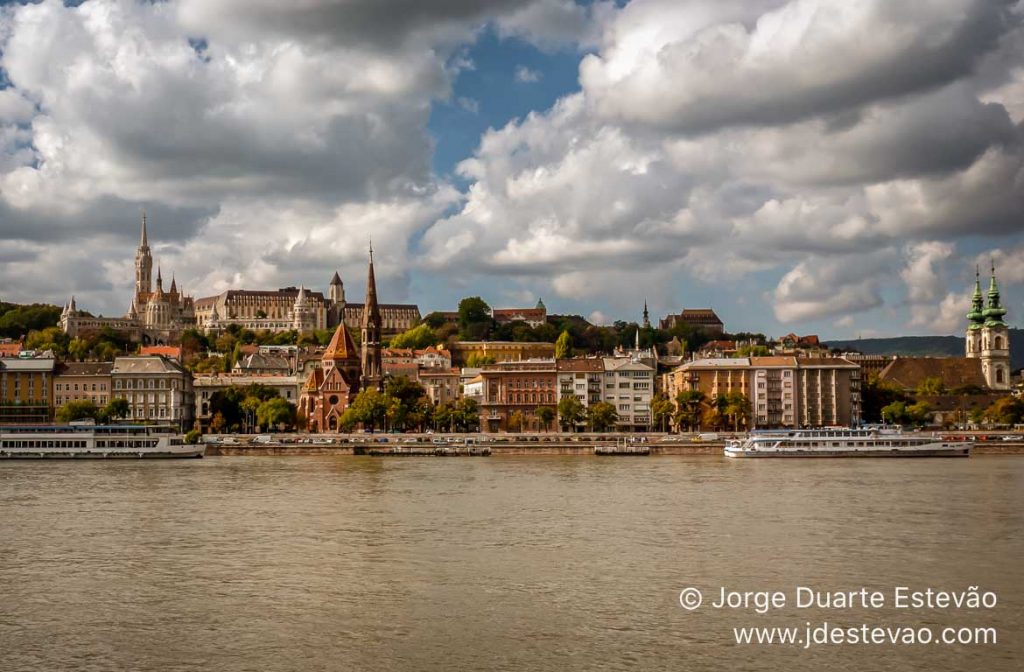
(0, 302, 63, 339)
(826, 329, 1023, 371)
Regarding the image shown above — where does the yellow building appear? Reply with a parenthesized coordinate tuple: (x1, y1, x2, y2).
(663, 356, 861, 429)
(443, 341, 556, 366)
(0, 357, 56, 423)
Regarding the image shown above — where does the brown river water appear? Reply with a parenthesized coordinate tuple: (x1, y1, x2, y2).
(1, 456, 1021, 671)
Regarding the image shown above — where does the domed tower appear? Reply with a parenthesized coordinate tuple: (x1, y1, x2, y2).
(980, 262, 1010, 390)
(965, 267, 984, 358)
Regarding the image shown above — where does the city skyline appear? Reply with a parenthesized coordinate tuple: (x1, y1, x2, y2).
(1, 0, 1023, 339)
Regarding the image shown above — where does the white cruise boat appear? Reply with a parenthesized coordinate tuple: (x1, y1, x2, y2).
(724, 427, 970, 458)
(0, 421, 203, 459)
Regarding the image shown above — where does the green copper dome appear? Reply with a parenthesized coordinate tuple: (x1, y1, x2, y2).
(983, 263, 1007, 328)
(966, 268, 985, 330)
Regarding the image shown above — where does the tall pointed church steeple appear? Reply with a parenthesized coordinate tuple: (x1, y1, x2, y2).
(360, 242, 383, 392)
(140, 211, 149, 249)
(642, 299, 651, 329)
(967, 266, 985, 330)
(135, 212, 153, 299)
(983, 261, 1007, 327)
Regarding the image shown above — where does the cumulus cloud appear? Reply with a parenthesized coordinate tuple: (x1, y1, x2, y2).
(0, 0, 575, 314)
(772, 252, 892, 323)
(2, 0, 1023, 336)
(422, 0, 1024, 331)
(514, 65, 542, 83)
(581, 0, 1019, 134)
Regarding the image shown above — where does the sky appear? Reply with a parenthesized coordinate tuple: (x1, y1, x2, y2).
(0, 0, 1022, 339)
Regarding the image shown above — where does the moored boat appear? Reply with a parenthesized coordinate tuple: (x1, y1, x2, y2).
(0, 421, 202, 459)
(724, 427, 970, 458)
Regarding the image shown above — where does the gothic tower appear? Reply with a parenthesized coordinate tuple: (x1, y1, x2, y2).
(329, 271, 345, 304)
(327, 270, 346, 327)
(965, 267, 984, 358)
(135, 212, 153, 301)
(360, 246, 384, 393)
(980, 262, 1010, 390)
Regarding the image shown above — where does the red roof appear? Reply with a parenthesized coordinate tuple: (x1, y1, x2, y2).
(324, 323, 357, 360)
(139, 345, 182, 360)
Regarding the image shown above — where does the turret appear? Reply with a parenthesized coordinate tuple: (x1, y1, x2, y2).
(329, 271, 345, 304)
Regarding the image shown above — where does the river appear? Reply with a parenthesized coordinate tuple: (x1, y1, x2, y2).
(1, 456, 1021, 671)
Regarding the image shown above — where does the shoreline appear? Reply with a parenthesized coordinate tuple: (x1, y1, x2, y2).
(203, 442, 1024, 456)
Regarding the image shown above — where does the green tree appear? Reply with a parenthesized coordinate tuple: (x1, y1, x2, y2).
(982, 397, 1024, 426)
(384, 376, 429, 431)
(184, 428, 202, 445)
(455, 397, 479, 432)
(25, 326, 70, 357)
(906, 401, 933, 427)
(257, 397, 295, 431)
(0, 302, 62, 339)
(536, 405, 556, 432)
(861, 375, 909, 424)
(389, 323, 439, 350)
(458, 296, 492, 340)
(916, 376, 947, 397)
(508, 410, 525, 433)
(103, 397, 130, 422)
(554, 330, 573, 359)
(557, 395, 585, 432)
(881, 401, 909, 426)
(721, 392, 752, 432)
(588, 402, 619, 432)
(56, 400, 99, 423)
(675, 390, 706, 431)
(650, 394, 675, 432)
(344, 388, 390, 432)
(241, 396, 262, 433)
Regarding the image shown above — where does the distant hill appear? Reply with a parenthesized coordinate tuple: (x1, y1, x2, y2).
(826, 328, 1023, 371)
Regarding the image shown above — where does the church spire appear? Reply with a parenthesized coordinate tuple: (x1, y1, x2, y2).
(140, 211, 149, 249)
(360, 244, 383, 393)
(642, 299, 651, 329)
(983, 260, 1007, 327)
(967, 265, 985, 330)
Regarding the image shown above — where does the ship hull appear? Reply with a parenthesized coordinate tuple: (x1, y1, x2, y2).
(725, 445, 970, 458)
(0, 446, 204, 459)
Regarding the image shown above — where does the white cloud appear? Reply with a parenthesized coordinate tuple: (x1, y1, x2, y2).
(421, 0, 1024, 333)
(514, 65, 542, 83)
(902, 241, 955, 304)
(771, 252, 892, 323)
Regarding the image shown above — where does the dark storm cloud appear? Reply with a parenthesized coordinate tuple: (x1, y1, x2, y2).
(178, 0, 565, 50)
(0, 197, 214, 244)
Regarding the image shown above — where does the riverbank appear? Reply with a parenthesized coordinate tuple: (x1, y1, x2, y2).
(203, 442, 1024, 456)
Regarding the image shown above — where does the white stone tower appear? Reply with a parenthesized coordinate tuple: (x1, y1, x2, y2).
(292, 285, 315, 332)
(980, 262, 1010, 390)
